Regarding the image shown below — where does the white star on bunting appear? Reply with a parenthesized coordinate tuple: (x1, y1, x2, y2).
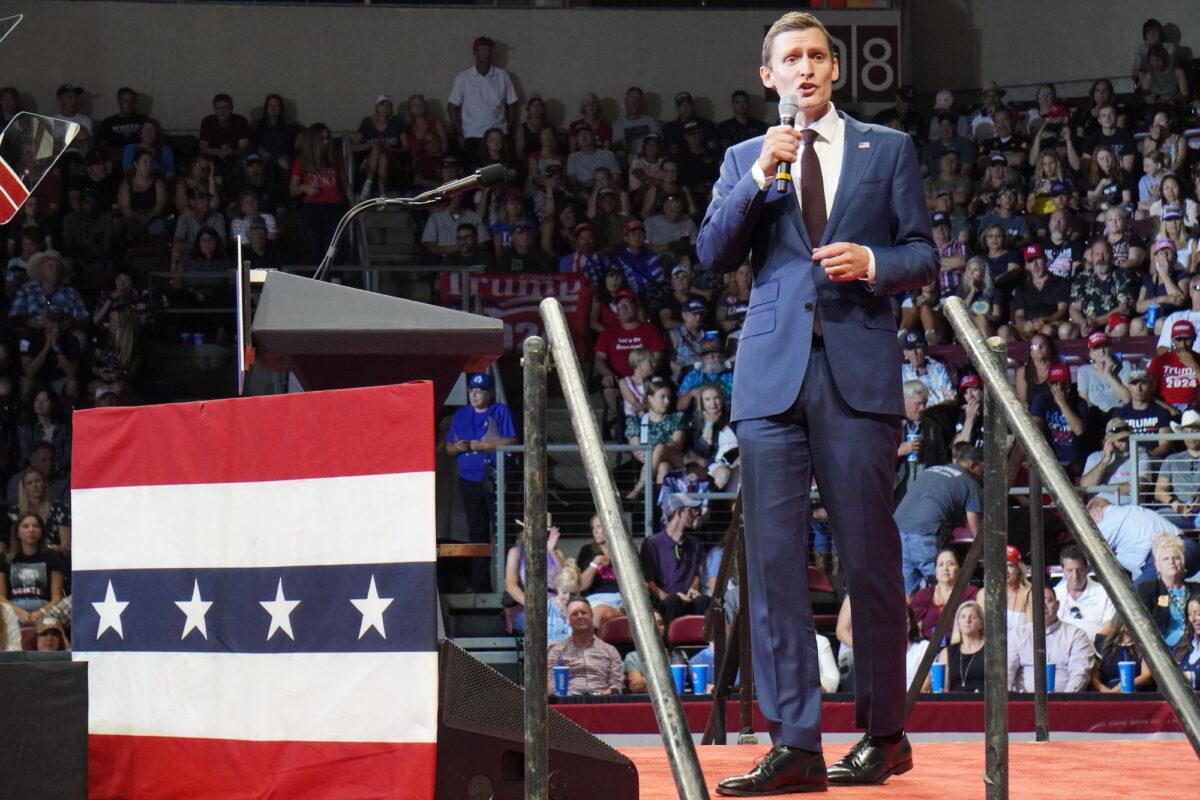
(175, 579, 214, 640)
(260, 578, 301, 641)
(93, 580, 130, 639)
(350, 575, 395, 639)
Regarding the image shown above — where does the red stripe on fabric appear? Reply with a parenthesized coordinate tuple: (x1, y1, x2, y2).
(0, 158, 29, 202)
(89, 735, 435, 800)
(73, 382, 434, 488)
(0, 192, 15, 225)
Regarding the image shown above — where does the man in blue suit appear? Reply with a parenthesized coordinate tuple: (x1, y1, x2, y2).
(697, 12, 938, 795)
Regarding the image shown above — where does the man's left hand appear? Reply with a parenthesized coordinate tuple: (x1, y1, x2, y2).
(813, 242, 870, 281)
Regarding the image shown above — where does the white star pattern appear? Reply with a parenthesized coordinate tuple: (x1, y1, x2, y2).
(174, 579, 214, 640)
(260, 578, 301, 640)
(350, 575, 395, 639)
(93, 580, 130, 639)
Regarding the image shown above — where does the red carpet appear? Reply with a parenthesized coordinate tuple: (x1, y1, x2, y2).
(620, 741, 1199, 799)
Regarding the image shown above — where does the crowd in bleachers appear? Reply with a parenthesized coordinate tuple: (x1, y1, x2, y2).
(4, 18, 1200, 700)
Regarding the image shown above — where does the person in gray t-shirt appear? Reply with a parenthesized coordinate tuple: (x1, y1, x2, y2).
(1154, 411, 1200, 529)
(894, 447, 984, 593)
(1075, 332, 1133, 412)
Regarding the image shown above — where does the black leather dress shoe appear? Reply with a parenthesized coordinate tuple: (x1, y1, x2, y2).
(716, 745, 828, 796)
(826, 733, 913, 785)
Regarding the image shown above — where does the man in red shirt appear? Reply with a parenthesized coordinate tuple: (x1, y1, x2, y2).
(1149, 319, 1200, 410)
(594, 288, 666, 426)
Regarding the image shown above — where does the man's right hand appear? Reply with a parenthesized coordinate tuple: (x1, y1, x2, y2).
(756, 125, 802, 179)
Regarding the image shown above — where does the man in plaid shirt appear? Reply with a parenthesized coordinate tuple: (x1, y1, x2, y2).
(547, 598, 624, 696)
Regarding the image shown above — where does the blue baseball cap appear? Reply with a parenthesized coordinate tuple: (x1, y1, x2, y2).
(467, 372, 494, 390)
(681, 298, 707, 314)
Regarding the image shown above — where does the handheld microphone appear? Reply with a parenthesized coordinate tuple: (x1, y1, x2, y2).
(774, 94, 799, 195)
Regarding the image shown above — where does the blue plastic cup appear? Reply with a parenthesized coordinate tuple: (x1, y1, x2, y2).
(930, 662, 946, 693)
(670, 663, 687, 693)
(1045, 662, 1056, 691)
(691, 664, 710, 695)
(1118, 660, 1137, 693)
(906, 433, 921, 462)
(552, 665, 570, 696)
(1144, 304, 1161, 329)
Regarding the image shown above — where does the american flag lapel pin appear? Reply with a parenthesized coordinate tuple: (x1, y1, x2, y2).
(858, 141, 871, 149)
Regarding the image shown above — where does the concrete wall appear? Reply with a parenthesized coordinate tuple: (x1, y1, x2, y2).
(0, 0, 1195, 133)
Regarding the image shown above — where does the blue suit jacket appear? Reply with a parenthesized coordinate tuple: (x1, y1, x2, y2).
(696, 112, 938, 422)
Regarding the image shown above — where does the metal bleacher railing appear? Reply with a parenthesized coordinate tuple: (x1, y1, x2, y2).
(1131, 432, 1200, 530)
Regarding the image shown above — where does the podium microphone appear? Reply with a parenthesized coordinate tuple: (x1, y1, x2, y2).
(774, 94, 799, 195)
(422, 163, 509, 199)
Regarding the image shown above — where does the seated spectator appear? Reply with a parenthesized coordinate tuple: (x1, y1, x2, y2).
(173, 189, 226, 266)
(1137, 533, 1199, 648)
(1030, 364, 1089, 475)
(922, 113, 974, 178)
(617, 346, 655, 423)
(1142, 109, 1188, 174)
(641, 160, 698, 219)
(902, 604, 932, 691)
(1150, 179, 1199, 233)
(658, 462, 712, 529)
(352, 94, 406, 199)
(289, 124, 352, 265)
(1132, 239, 1187, 335)
(1041, 209, 1086, 278)
(34, 616, 70, 652)
(1084, 145, 1134, 213)
(422, 162, 488, 258)
(494, 220, 554, 273)
(624, 610, 689, 693)
(577, 515, 625, 629)
(1076, 332, 1134, 412)
(717, 89, 769, 149)
(953, 374, 985, 450)
(228, 190, 278, 243)
(568, 92, 612, 151)
(116, 149, 169, 241)
(594, 288, 665, 416)
(1137, 43, 1190, 115)
(6, 441, 67, 509)
(677, 121, 720, 203)
(253, 93, 303, 174)
(910, 547, 981, 640)
(901, 329, 956, 406)
(242, 218, 283, 270)
(611, 86, 660, 159)
(8, 250, 86, 333)
(174, 227, 232, 304)
(894, 447, 982, 594)
(1137, 151, 1168, 216)
(653, 266, 705, 331)
(1008, 586, 1095, 692)
(558, 222, 608, 281)
(686, 385, 730, 466)
(716, 262, 752, 334)
(589, 187, 634, 253)
(92, 305, 142, 393)
(1112, 369, 1176, 458)
(925, 600, 985, 693)
(439, 222, 494, 271)
(1068, 239, 1136, 339)
(624, 378, 685, 498)
(198, 93, 252, 173)
(514, 94, 555, 164)
(677, 338, 732, 410)
(895, 380, 950, 503)
(546, 598, 624, 696)
(226, 153, 286, 223)
(1132, 18, 1176, 80)
(61, 189, 116, 276)
(641, 492, 710, 626)
(489, 189, 534, 258)
(644, 195, 698, 261)
(9, 463, 70, 552)
(1104, 206, 1146, 272)
(925, 148, 972, 211)
(565, 125, 619, 194)
(1091, 611, 1153, 692)
(503, 523, 567, 638)
(1176, 595, 1200, 680)
(932, 210, 969, 300)
(668, 299, 710, 381)
(68, 151, 120, 217)
(1007, 250, 1069, 341)
(1156, 410, 1200, 528)
(1149, 320, 1200, 409)
(975, 187, 1030, 249)
(1081, 105, 1137, 175)
(1025, 150, 1072, 218)
(121, 118, 175, 178)
(975, 105, 1029, 173)
(1, 512, 66, 621)
(976, 225, 1021, 289)
(589, 265, 628, 335)
(1055, 545, 1116, 641)
(55, 83, 93, 155)
(628, 132, 664, 196)
(613, 220, 666, 308)
(1081, 418, 1150, 504)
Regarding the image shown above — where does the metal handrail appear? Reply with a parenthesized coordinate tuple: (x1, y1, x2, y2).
(942, 296, 1200, 767)
(1129, 432, 1200, 509)
(536, 296, 709, 800)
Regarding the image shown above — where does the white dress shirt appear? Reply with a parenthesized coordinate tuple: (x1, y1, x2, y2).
(749, 103, 874, 280)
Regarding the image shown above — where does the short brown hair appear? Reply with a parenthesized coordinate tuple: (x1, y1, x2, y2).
(762, 12, 835, 67)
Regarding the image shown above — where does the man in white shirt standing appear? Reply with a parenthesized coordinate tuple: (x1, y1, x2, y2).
(447, 36, 518, 154)
(1053, 545, 1116, 640)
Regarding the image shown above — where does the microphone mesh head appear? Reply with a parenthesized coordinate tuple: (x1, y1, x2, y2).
(778, 94, 800, 120)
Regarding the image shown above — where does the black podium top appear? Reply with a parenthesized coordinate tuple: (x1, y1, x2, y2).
(250, 271, 503, 400)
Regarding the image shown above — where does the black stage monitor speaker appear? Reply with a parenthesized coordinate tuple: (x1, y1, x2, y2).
(435, 640, 638, 800)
